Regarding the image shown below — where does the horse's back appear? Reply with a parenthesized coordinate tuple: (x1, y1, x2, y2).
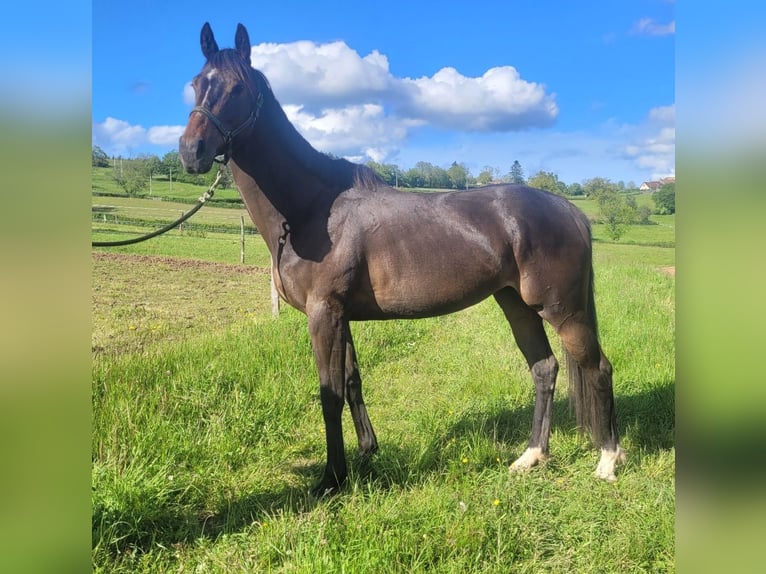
(341, 182, 591, 266)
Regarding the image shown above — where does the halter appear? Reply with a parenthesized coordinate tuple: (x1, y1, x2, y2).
(190, 91, 264, 164)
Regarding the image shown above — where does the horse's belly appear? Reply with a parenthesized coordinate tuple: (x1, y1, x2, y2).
(350, 256, 509, 320)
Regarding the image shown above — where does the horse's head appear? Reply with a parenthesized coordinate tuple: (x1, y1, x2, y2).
(179, 22, 262, 173)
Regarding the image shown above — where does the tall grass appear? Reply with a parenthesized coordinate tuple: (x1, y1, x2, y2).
(92, 230, 674, 571)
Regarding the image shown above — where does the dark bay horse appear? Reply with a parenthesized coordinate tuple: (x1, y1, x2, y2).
(179, 23, 625, 496)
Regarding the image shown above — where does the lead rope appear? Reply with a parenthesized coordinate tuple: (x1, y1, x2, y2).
(92, 167, 225, 247)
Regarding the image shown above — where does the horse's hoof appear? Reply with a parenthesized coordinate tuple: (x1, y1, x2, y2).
(594, 446, 626, 481)
(311, 484, 339, 499)
(358, 443, 379, 460)
(509, 447, 547, 473)
(310, 475, 346, 498)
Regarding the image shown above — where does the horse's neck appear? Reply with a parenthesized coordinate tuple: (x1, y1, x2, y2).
(228, 105, 353, 254)
(227, 160, 288, 255)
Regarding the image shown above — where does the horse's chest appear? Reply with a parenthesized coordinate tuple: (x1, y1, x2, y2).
(271, 256, 309, 313)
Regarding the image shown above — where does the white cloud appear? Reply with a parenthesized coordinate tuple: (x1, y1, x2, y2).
(623, 104, 676, 179)
(648, 104, 675, 124)
(400, 66, 558, 131)
(183, 82, 195, 106)
(93, 117, 146, 151)
(249, 40, 394, 109)
(632, 18, 675, 37)
(147, 125, 185, 146)
(93, 117, 185, 154)
(284, 103, 419, 161)
(242, 40, 558, 162)
(99, 39, 558, 163)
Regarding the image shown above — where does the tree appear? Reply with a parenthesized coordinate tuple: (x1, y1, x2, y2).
(583, 177, 638, 240)
(196, 161, 234, 189)
(527, 170, 562, 195)
(583, 177, 617, 201)
(402, 167, 424, 188)
(365, 161, 403, 187)
(653, 182, 675, 214)
(510, 160, 525, 184)
(365, 160, 388, 183)
(217, 163, 234, 189)
(161, 151, 183, 178)
(596, 188, 638, 241)
(636, 205, 653, 225)
(432, 166, 451, 189)
(567, 182, 584, 196)
(112, 157, 150, 196)
(160, 150, 207, 185)
(414, 161, 437, 188)
(476, 165, 496, 185)
(447, 161, 469, 190)
(144, 154, 162, 178)
(92, 145, 109, 167)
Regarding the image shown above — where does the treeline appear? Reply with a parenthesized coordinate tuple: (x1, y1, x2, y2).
(358, 158, 676, 238)
(364, 159, 638, 198)
(93, 147, 675, 240)
(95, 146, 640, 197)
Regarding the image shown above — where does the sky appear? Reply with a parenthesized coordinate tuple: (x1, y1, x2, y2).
(92, 0, 675, 185)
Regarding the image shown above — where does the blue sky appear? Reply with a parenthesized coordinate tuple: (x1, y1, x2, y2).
(92, 1, 675, 185)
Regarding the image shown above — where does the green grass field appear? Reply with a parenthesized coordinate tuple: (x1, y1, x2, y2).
(92, 185, 675, 572)
(92, 165, 244, 203)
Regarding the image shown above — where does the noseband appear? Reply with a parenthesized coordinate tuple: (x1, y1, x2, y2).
(190, 91, 264, 164)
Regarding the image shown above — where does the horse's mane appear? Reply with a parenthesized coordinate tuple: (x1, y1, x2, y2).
(210, 50, 383, 193)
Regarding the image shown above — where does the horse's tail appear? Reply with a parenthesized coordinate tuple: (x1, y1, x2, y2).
(565, 253, 604, 442)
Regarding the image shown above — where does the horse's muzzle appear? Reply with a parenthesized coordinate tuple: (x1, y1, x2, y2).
(179, 135, 214, 174)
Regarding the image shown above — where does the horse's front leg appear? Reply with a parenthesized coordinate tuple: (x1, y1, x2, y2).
(307, 301, 348, 497)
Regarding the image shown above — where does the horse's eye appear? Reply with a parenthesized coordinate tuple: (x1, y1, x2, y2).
(232, 83, 245, 96)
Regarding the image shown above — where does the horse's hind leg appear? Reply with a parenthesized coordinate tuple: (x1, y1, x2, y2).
(494, 288, 559, 472)
(556, 317, 625, 481)
(344, 323, 378, 457)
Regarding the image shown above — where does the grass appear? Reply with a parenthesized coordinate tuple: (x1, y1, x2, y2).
(91, 224, 272, 266)
(92, 195, 252, 226)
(93, 166, 244, 203)
(92, 187, 675, 572)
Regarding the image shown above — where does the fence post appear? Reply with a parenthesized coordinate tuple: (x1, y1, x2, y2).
(240, 215, 245, 264)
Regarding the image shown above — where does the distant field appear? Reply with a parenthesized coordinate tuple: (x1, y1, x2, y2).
(93, 196, 254, 229)
(93, 168, 673, 249)
(92, 223, 272, 266)
(92, 199, 675, 573)
(92, 165, 244, 203)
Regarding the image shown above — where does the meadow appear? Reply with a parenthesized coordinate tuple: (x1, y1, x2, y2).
(92, 181, 675, 572)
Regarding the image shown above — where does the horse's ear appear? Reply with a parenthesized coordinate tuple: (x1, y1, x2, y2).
(235, 23, 251, 65)
(200, 22, 219, 61)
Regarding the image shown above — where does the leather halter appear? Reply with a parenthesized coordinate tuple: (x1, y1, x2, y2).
(190, 91, 264, 163)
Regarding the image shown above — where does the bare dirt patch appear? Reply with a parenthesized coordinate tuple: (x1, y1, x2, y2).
(93, 252, 274, 355)
(93, 251, 270, 274)
(659, 266, 675, 277)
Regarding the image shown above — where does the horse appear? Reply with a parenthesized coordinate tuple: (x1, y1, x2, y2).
(179, 22, 625, 496)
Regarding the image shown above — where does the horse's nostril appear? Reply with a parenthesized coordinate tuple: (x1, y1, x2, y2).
(195, 139, 205, 158)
